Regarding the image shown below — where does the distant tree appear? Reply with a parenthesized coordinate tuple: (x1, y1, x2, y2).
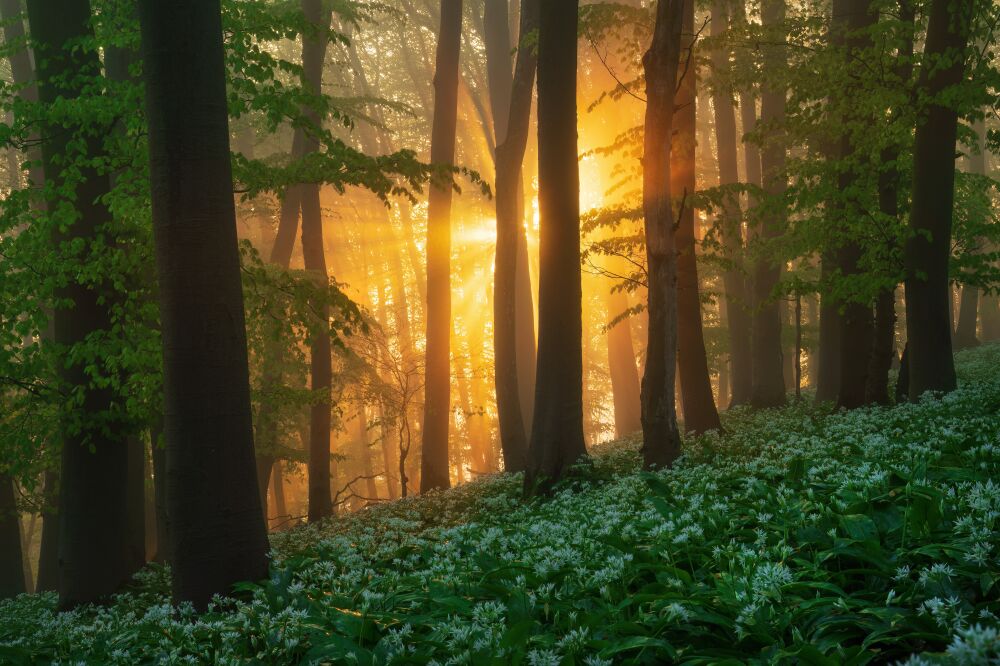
(710, 0, 753, 409)
(421, 0, 463, 494)
(640, 0, 684, 468)
(26, 0, 134, 609)
(138, 0, 269, 607)
(904, 0, 975, 398)
(0, 477, 24, 598)
(750, 0, 788, 409)
(525, 0, 588, 489)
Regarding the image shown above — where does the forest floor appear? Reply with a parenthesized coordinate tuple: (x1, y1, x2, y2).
(3, 346, 1000, 664)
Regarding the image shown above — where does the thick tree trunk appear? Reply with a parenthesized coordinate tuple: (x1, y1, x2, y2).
(749, 0, 787, 409)
(420, 0, 463, 493)
(606, 289, 642, 438)
(488, 0, 539, 473)
(711, 0, 753, 408)
(675, 0, 721, 433)
(0, 476, 25, 599)
(138, 0, 269, 607)
(904, 0, 972, 398)
(835, 0, 876, 410)
(525, 0, 588, 489)
(27, 0, 133, 609)
(640, 0, 684, 469)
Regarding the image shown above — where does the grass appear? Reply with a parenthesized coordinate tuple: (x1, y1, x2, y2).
(2, 345, 1000, 664)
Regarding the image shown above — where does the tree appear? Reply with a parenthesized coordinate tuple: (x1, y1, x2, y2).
(26, 0, 134, 609)
(0, 477, 24, 599)
(640, 0, 684, 469)
(606, 288, 642, 438)
(489, 0, 539, 473)
(420, 0, 463, 493)
(710, 0, 753, 409)
(299, 0, 336, 523)
(904, 0, 974, 398)
(138, 0, 269, 607)
(834, 0, 876, 410)
(750, 0, 788, 409)
(525, 0, 587, 489)
(675, 0, 721, 433)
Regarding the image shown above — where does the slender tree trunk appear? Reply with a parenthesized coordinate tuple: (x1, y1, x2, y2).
(711, 0, 753, 408)
(525, 0, 588, 489)
(150, 423, 169, 564)
(138, 0, 269, 607)
(675, 0, 721, 433)
(954, 287, 980, 349)
(27, 0, 133, 609)
(0, 476, 25, 599)
(606, 288, 642, 438)
(34, 470, 57, 591)
(420, 0, 463, 493)
(904, 0, 972, 398)
(640, 0, 684, 469)
(749, 0, 787, 409)
(488, 0, 539, 473)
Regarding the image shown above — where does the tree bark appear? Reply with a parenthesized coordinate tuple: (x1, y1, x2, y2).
(675, 0, 721, 433)
(27, 0, 133, 609)
(749, 0, 787, 409)
(711, 0, 753, 409)
(0, 476, 25, 599)
(420, 0, 463, 493)
(834, 0, 875, 410)
(138, 0, 269, 607)
(490, 0, 539, 473)
(298, 0, 336, 522)
(524, 0, 588, 489)
(34, 470, 57, 591)
(904, 0, 972, 398)
(640, 0, 684, 469)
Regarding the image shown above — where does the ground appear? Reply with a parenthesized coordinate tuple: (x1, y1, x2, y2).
(2, 346, 1000, 664)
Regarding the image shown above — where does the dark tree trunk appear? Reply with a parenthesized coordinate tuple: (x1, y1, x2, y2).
(640, 0, 684, 469)
(904, 0, 972, 398)
(814, 260, 842, 403)
(27, 0, 133, 609)
(675, 0, 721, 434)
(487, 0, 539, 473)
(298, 0, 335, 521)
(866, 0, 913, 405)
(150, 423, 169, 564)
(138, 0, 269, 607)
(34, 470, 58, 591)
(711, 0, 753, 408)
(525, 0, 588, 489)
(749, 0, 787, 409)
(835, 0, 876, 410)
(606, 289, 642, 438)
(0, 476, 25, 599)
(420, 0, 463, 493)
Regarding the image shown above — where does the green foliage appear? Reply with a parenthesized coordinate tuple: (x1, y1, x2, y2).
(4, 345, 1000, 663)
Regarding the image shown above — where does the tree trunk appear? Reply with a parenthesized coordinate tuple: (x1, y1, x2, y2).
(27, 0, 133, 609)
(904, 0, 972, 398)
(749, 0, 787, 409)
(835, 0, 875, 410)
(954, 116, 986, 351)
(606, 289, 642, 438)
(420, 0, 463, 494)
(138, 0, 269, 607)
(150, 424, 170, 564)
(640, 0, 684, 469)
(674, 0, 721, 434)
(0, 476, 25, 599)
(34, 470, 58, 591)
(711, 0, 753, 408)
(488, 0, 539, 473)
(524, 0, 588, 489)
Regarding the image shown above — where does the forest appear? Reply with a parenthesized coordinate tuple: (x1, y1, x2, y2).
(0, 0, 999, 662)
